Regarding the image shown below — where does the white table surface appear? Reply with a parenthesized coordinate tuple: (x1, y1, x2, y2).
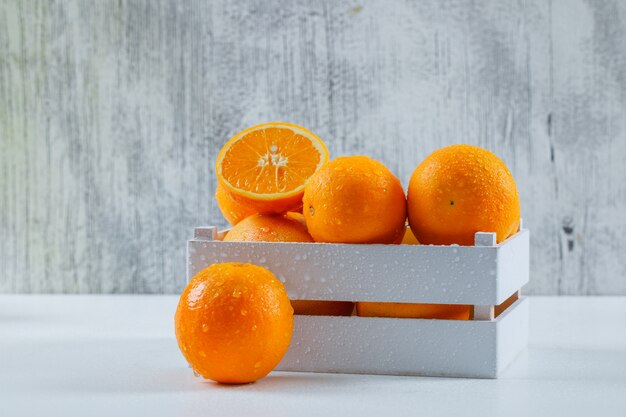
(1, 295, 625, 417)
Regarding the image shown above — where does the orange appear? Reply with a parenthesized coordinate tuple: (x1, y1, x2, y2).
(215, 182, 258, 225)
(356, 302, 470, 320)
(303, 156, 407, 244)
(401, 226, 420, 245)
(223, 213, 313, 242)
(174, 263, 293, 384)
(291, 300, 354, 316)
(407, 144, 520, 245)
(216, 123, 329, 214)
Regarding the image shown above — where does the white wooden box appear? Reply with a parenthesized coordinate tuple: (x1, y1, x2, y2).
(187, 225, 530, 378)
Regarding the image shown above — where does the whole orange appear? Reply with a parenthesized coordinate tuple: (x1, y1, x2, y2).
(303, 156, 407, 244)
(215, 182, 258, 226)
(407, 144, 520, 245)
(356, 302, 470, 320)
(174, 263, 293, 384)
(223, 213, 313, 242)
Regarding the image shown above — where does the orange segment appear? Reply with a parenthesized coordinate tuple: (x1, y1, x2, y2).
(217, 123, 329, 213)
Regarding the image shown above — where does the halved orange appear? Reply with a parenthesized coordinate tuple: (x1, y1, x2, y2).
(216, 123, 329, 214)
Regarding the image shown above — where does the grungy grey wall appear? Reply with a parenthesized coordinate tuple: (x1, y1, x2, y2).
(1, 0, 625, 294)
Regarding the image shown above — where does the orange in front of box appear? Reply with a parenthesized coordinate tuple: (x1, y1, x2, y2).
(175, 263, 293, 384)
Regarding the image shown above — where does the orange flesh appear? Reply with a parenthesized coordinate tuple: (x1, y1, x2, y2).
(220, 127, 325, 197)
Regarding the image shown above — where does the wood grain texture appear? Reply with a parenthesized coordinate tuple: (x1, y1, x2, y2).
(1, 0, 625, 294)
